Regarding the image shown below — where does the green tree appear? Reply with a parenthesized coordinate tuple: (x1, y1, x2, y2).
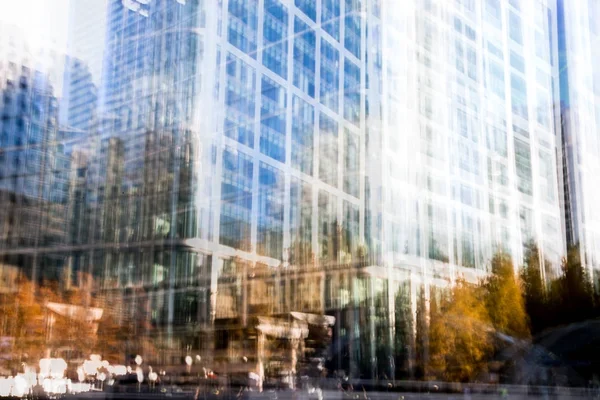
(484, 252, 530, 339)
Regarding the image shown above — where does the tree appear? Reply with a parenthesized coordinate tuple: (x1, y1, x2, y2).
(94, 312, 135, 364)
(414, 287, 429, 379)
(426, 289, 444, 380)
(484, 252, 530, 339)
(0, 278, 47, 373)
(521, 243, 548, 334)
(428, 280, 493, 382)
(46, 287, 98, 361)
(393, 286, 414, 379)
(554, 245, 594, 325)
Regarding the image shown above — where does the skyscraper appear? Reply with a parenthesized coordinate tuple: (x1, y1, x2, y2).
(557, 0, 600, 285)
(0, 0, 567, 382)
(0, 23, 70, 286)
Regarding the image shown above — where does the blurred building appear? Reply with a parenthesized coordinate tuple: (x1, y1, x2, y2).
(0, 53, 70, 284)
(557, 0, 600, 285)
(0, 0, 568, 383)
(59, 56, 98, 152)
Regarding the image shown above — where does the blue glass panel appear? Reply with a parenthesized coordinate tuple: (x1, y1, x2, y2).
(260, 76, 287, 162)
(295, 0, 316, 21)
(262, 0, 288, 78)
(293, 17, 316, 97)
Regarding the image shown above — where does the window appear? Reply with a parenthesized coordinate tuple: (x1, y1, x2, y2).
(514, 138, 532, 195)
(344, 0, 361, 58)
(509, 11, 522, 44)
(513, 124, 529, 139)
(220, 148, 254, 250)
(535, 30, 550, 62)
(465, 25, 476, 41)
(260, 76, 287, 162)
(293, 17, 316, 97)
(454, 17, 463, 33)
(257, 163, 284, 258)
(318, 190, 338, 260)
(295, 0, 316, 21)
(539, 150, 555, 203)
(319, 113, 338, 187)
(455, 41, 465, 73)
(485, 0, 502, 28)
(225, 52, 256, 147)
(320, 39, 339, 112)
(343, 201, 359, 256)
(511, 73, 528, 120)
(343, 129, 359, 197)
(487, 42, 503, 60)
(228, 0, 258, 57)
(290, 177, 312, 265)
(467, 47, 477, 80)
(510, 51, 525, 73)
(291, 96, 314, 175)
(519, 206, 534, 244)
(457, 109, 468, 137)
(262, 0, 288, 78)
(344, 58, 361, 125)
(489, 61, 505, 98)
(536, 90, 551, 128)
(321, 0, 340, 40)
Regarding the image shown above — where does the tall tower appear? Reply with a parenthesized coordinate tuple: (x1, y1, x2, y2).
(557, 0, 600, 285)
(57, 0, 566, 379)
(0, 23, 69, 284)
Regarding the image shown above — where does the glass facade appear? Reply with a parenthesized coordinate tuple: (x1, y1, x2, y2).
(0, 0, 576, 386)
(558, 0, 600, 284)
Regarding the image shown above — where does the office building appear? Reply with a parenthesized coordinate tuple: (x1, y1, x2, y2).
(0, 0, 566, 381)
(557, 0, 600, 285)
(0, 24, 70, 285)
